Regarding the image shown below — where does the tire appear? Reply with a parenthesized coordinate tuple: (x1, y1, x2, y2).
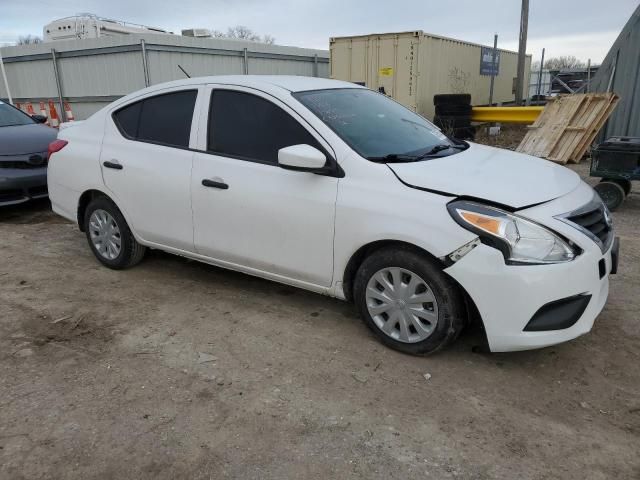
(434, 115, 472, 130)
(594, 181, 625, 211)
(452, 126, 476, 140)
(600, 177, 632, 197)
(433, 94, 471, 106)
(435, 104, 472, 116)
(83, 195, 146, 269)
(353, 246, 466, 355)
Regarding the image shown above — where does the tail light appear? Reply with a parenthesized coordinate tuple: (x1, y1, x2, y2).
(48, 139, 68, 157)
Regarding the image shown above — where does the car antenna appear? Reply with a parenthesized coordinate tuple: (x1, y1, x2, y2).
(177, 64, 191, 78)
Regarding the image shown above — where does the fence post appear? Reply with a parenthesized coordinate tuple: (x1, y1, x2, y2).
(141, 39, 150, 87)
(0, 49, 13, 105)
(313, 54, 318, 77)
(243, 48, 249, 74)
(536, 48, 545, 98)
(51, 48, 66, 122)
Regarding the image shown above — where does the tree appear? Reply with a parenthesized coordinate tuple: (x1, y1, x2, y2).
(544, 56, 586, 70)
(17, 34, 43, 45)
(212, 26, 275, 44)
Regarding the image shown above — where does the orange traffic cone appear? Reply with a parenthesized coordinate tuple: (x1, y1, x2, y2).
(63, 102, 75, 121)
(48, 100, 60, 128)
(39, 101, 50, 125)
(26, 103, 36, 115)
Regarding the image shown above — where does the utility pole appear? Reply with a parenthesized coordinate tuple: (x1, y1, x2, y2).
(488, 34, 498, 106)
(515, 0, 529, 105)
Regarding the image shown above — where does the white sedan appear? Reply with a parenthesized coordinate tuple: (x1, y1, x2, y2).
(47, 76, 618, 354)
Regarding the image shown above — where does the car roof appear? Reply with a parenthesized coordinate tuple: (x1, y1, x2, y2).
(140, 75, 364, 94)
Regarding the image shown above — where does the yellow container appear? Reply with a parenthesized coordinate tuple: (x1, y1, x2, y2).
(330, 31, 531, 120)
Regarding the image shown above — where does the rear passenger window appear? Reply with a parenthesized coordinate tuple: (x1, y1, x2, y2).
(208, 90, 323, 164)
(113, 90, 197, 148)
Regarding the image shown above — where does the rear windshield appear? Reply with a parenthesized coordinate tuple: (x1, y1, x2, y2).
(0, 102, 35, 127)
(294, 88, 452, 160)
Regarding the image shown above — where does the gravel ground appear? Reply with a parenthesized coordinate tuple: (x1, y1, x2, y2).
(1, 161, 639, 479)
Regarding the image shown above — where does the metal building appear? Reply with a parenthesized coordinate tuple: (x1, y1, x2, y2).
(590, 4, 640, 139)
(330, 31, 531, 119)
(0, 34, 329, 120)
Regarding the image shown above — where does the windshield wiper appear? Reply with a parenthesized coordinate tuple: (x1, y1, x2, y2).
(367, 144, 467, 163)
(366, 153, 421, 163)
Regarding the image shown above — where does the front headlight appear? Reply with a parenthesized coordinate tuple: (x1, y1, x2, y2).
(447, 201, 578, 264)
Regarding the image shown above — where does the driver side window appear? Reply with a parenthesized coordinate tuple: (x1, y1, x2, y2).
(207, 90, 324, 165)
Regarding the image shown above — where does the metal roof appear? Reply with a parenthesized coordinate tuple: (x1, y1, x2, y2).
(590, 5, 640, 138)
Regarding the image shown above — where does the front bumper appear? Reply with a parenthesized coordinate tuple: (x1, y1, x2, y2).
(444, 182, 616, 352)
(0, 168, 48, 206)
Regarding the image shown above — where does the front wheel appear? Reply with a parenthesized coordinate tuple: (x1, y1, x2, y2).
(84, 196, 146, 269)
(353, 247, 466, 355)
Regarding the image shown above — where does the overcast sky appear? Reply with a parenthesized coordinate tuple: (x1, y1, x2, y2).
(1, 0, 638, 63)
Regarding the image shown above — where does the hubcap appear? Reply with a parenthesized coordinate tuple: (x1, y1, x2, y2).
(365, 267, 439, 343)
(89, 209, 122, 260)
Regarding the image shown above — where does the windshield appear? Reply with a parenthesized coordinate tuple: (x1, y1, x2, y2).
(294, 88, 458, 161)
(0, 102, 35, 127)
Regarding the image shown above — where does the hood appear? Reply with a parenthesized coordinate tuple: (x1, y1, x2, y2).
(388, 142, 581, 209)
(0, 123, 58, 156)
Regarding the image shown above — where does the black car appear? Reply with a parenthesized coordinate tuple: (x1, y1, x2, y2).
(0, 101, 58, 206)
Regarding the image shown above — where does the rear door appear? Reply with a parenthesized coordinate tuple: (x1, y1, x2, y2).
(100, 88, 199, 251)
(191, 86, 339, 287)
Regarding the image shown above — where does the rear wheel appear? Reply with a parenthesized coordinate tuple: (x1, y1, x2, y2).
(353, 247, 466, 355)
(84, 196, 146, 269)
(594, 181, 625, 211)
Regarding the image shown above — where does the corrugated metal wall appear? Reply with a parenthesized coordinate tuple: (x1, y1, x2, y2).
(590, 5, 640, 139)
(0, 33, 329, 120)
(330, 31, 531, 120)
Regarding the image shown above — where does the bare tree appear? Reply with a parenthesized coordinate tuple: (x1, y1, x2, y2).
(211, 25, 275, 44)
(17, 34, 43, 45)
(544, 56, 586, 70)
(448, 67, 470, 94)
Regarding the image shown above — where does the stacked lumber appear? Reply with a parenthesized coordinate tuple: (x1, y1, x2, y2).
(516, 93, 619, 163)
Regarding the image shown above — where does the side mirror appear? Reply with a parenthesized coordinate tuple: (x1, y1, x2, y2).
(32, 114, 48, 124)
(278, 144, 326, 171)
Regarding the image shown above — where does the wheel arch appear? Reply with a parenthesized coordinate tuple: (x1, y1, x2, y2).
(341, 240, 444, 302)
(341, 239, 487, 344)
(77, 189, 114, 232)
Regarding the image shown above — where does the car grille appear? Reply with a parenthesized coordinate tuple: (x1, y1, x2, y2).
(560, 198, 613, 253)
(0, 155, 48, 169)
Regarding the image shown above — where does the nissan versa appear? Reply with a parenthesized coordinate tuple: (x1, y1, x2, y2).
(47, 76, 619, 355)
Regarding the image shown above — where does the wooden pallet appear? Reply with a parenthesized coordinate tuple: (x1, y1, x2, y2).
(516, 93, 619, 164)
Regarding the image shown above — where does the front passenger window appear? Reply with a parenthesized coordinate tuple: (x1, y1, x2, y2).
(208, 90, 323, 164)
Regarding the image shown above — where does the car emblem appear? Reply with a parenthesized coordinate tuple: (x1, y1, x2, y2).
(28, 154, 45, 166)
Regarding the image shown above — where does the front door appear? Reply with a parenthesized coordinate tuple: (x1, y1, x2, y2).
(191, 87, 339, 287)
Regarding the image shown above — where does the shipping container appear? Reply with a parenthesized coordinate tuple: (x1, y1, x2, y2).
(330, 31, 531, 119)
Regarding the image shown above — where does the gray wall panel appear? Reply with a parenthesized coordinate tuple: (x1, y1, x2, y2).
(0, 34, 329, 119)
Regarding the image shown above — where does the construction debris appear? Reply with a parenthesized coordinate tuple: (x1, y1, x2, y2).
(516, 93, 619, 164)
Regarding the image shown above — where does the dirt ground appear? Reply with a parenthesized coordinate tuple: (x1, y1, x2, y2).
(1, 160, 639, 479)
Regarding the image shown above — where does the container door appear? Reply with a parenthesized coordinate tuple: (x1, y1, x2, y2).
(373, 34, 419, 112)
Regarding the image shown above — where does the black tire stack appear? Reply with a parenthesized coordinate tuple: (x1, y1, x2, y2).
(433, 94, 475, 140)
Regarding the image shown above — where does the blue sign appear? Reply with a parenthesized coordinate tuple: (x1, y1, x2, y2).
(480, 47, 500, 76)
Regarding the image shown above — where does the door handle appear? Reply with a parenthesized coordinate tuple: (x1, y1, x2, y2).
(202, 179, 229, 190)
(103, 160, 123, 170)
